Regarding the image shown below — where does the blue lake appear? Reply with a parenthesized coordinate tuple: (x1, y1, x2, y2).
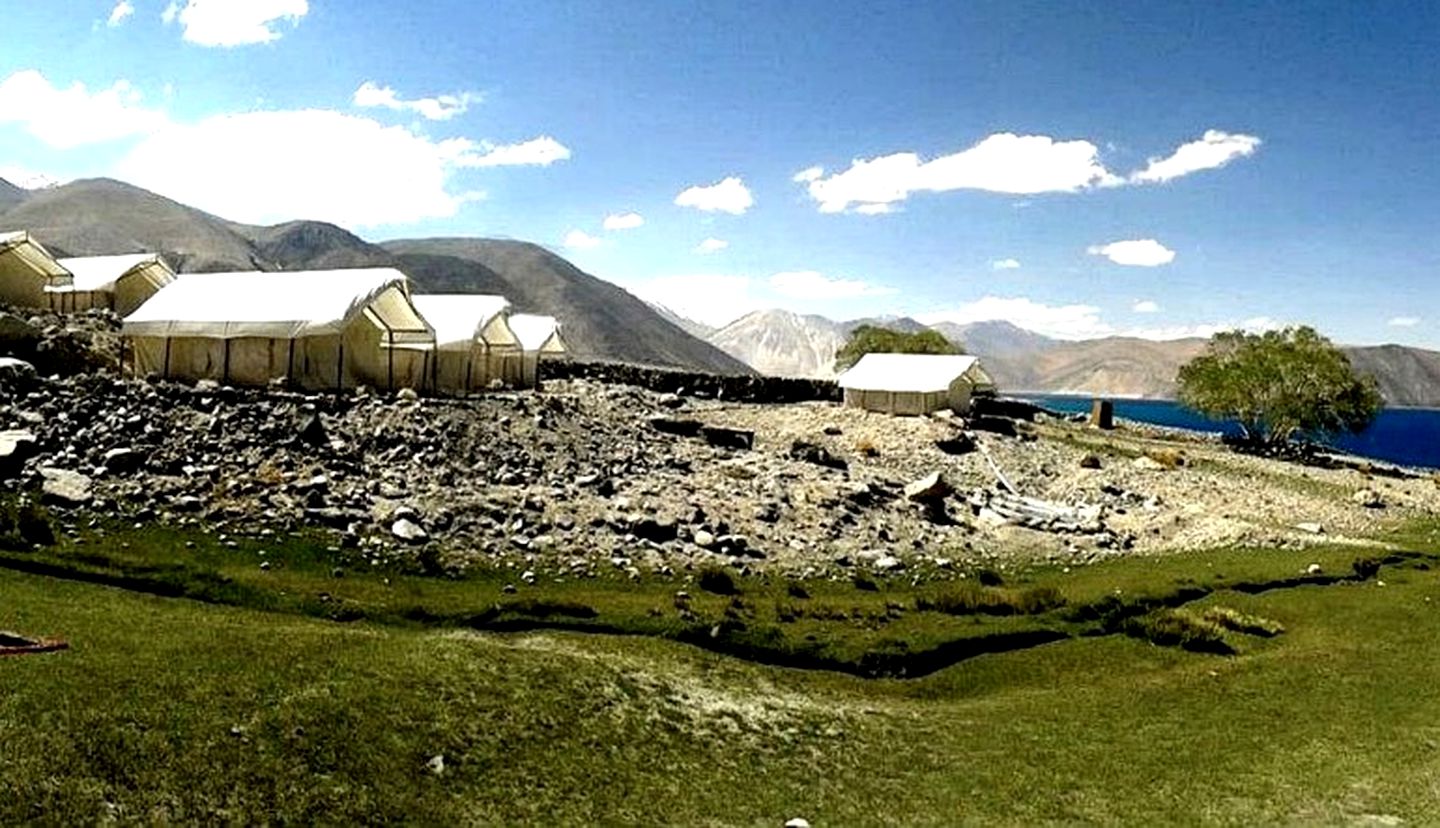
(1016, 395, 1440, 471)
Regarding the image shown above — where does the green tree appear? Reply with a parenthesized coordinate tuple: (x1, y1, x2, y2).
(833, 325, 963, 372)
(1177, 326, 1382, 446)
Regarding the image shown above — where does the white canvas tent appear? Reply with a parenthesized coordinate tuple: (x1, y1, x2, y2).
(838, 353, 994, 415)
(49, 253, 176, 316)
(0, 231, 71, 308)
(409, 294, 521, 393)
(123, 268, 434, 391)
(508, 313, 567, 387)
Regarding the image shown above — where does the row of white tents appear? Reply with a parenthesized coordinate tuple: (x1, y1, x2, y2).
(0, 231, 566, 393)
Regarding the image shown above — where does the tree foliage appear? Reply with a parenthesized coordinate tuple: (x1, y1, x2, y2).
(1176, 326, 1382, 445)
(834, 325, 963, 372)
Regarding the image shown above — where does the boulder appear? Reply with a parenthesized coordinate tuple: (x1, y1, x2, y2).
(788, 440, 848, 471)
(40, 467, 94, 507)
(391, 517, 429, 543)
(296, 413, 328, 446)
(0, 429, 37, 478)
(1352, 488, 1385, 509)
(701, 426, 753, 451)
(0, 356, 37, 385)
(1295, 522, 1324, 535)
(648, 417, 703, 437)
(101, 447, 146, 474)
(904, 471, 951, 502)
(1131, 456, 1167, 472)
(632, 516, 679, 544)
(1079, 453, 1102, 469)
(970, 415, 1019, 437)
(936, 434, 976, 455)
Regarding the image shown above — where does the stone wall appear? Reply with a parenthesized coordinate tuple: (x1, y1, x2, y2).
(539, 359, 841, 404)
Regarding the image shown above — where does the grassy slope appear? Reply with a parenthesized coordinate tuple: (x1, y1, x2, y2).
(3, 523, 1440, 823)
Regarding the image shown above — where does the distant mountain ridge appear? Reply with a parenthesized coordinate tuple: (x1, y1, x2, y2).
(0, 177, 748, 374)
(679, 305, 1440, 407)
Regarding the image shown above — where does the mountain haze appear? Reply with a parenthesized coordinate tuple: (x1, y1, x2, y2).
(709, 310, 850, 378)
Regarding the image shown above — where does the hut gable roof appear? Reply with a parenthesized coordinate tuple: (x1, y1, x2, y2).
(410, 294, 515, 349)
(509, 313, 565, 353)
(54, 253, 171, 292)
(837, 353, 990, 393)
(122, 268, 431, 342)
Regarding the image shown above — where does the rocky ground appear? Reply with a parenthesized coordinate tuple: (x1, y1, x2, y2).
(1, 330, 1436, 584)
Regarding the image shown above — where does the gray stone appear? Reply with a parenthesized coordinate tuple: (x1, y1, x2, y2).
(693, 529, 716, 548)
(1352, 488, 1385, 509)
(0, 429, 37, 477)
(40, 467, 93, 507)
(391, 517, 429, 543)
(1295, 522, 1324, 535)
(873, 555, 905, 572)
(904, 471, 951, 502)
(101, 447, 145, 474)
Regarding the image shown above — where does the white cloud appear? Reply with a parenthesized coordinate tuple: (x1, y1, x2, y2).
(695, 237, 728, 254)
(991, 258, 1021, 270)
(1087, 239, 1176, 267)
(1389, 316, 1421, 327)
(108, 0, 135, 27)
(0, 70, 167, 149)
(115, 109, 501, 227)
(1129, 130, 1262, 184)
(854, 203, 896, 215)
(1123, 316, 1283, 341)
(917, 296, 1111, 340)
(602, 212, 644, 231)
(674, 176, 753, 214)
(792, 166, 823, 183)
(454, 135, 570, 168)
(352, 81, 478, 122)
(1132, 299, 1160, 313)
(800, 133, 1121, 213)
(768, 270, 895, 300)
(0, 166, 62, 189)
(626, 274, 757, 328)
(562, 229, 602, 250)
(164, 0, 309, 47)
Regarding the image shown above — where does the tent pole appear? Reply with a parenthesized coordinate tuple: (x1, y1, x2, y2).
(337, 341, 344, 393)
(387, 329, 394, 392)
(163, 338, 172, 379)
(222, 339, 231, 384)
(286, 338, 296, 384)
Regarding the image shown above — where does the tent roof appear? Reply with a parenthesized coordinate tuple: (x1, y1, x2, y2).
(411, 294, 513, 348)
(837, 353, 991, 393)
(0, 230, 71, 280)
(122, 268, 432, 341)
(52, 253, 170, 293)
(509, 313, 565, 353)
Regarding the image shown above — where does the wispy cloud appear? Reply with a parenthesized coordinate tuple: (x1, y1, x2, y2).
(162, 0, 310, 47)
(991, 258, 1021, 270)
(675, 176, 753, 214)
(108, 0, 135, 27)
(353, 81, 479, 121)
(1088, 239, 1176, 267)
(695, 237, 728, 254)
(1389, 316, 1421, 327)
(1132, 299, 1161, 313)
(0, 70, 167, 148)
(562, 229, 602, 250)
(602, 212, 644, 231)
(1129, 130, 1261, 184)
(768, 270, 895, 300)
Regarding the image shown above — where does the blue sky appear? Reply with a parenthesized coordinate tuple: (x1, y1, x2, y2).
(2, 1, 1438, 344)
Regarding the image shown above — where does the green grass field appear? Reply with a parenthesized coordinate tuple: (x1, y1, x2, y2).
(2, 518, 1439, 824)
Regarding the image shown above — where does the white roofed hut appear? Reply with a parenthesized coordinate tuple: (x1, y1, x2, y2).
(508, 313, 567, 387)
(410, 294, 521, 393)
(837, 353, 994, 415)
(123, 268, 434, 392)
(0, 231, 71, 308)
(50, 253, 176, 316)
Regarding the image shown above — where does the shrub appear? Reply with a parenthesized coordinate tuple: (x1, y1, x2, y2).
(918, 582, 1066, 617)
(785, 581, 810, 600)
(1200, 606, 1284, 637)
(1351, 556, 1382, 580)
(698, 566, 739, 595)
(1122, 609, 1234, 654)
(976, 568, 1005, 587)
(16, 502, 56, 547)
(1146, 449, 1185, 469)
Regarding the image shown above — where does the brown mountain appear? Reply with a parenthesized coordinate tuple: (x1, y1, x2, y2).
(1346, 345, 1440, 407)
(0, 178, 265, 271)
(382, 238, 749, 373)
(0, 178, 27, 212)
(0, 178, 747, 373)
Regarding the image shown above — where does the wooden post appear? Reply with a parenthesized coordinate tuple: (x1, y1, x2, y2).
(387, 329, 395, 392)
(1090, 399, 1114, 430)
(162, 338, 172, 379)
(286, 338, 296, 385)
(337, 342, 344, 392)
(222, 339, 231, 384)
